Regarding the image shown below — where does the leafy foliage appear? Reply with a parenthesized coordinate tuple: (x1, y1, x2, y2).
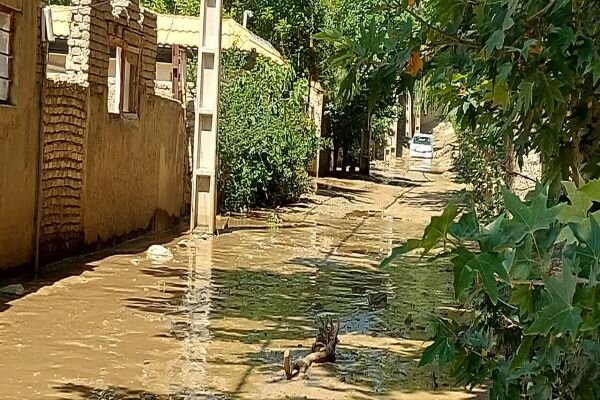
(218, 50, 318, 212)
(319, 0, 600, 192)
(384, 180, 600, 399)
(224, 0, 325, 77)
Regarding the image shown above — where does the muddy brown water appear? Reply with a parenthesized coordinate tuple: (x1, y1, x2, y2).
(0, 149, 485, 399)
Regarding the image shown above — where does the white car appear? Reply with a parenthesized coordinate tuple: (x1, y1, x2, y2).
(409, 134, 434, 159)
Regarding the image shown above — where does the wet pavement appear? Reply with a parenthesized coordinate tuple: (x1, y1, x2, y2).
(0, 124, 486, 400)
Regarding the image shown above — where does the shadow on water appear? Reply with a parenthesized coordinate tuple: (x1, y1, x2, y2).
(0, 169, 482, 399)
(52, 382, 230, 400)
(125, 213, 466, 397)
(0, 226, 188, 315)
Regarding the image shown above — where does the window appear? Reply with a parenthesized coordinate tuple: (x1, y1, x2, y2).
(412, 136, 432, 146)
(0, 7, 12, 104)
(108, 43, 140, 115)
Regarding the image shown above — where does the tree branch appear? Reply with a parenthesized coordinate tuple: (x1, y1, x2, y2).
(500, 164, 539, 184)
(527, 0, 557, 23)
(401, 7, 480, 49)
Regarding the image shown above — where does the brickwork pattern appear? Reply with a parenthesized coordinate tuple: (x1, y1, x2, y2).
(40, 80, 88, 261)
(39, 0, 182, 262)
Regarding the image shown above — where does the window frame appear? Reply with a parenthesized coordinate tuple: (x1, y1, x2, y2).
(108, 37, 141, 116)
(0, 5, 14, 105)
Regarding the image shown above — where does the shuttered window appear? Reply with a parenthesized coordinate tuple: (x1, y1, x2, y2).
(0, 8, 12, 103)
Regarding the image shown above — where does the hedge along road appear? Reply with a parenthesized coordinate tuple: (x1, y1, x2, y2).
(0, 122, 486, 399)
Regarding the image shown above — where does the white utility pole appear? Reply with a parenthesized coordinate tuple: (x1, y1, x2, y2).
(191, 0, 223, 234)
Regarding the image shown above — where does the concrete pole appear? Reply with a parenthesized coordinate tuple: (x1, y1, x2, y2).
(405, 91, 413, 140)
(191, 0, 223, 234)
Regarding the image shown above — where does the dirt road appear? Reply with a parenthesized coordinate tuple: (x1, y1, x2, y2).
(0, 123, 485, 399)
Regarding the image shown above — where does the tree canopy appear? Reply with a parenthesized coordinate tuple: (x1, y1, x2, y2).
(320, 0, 600, 190)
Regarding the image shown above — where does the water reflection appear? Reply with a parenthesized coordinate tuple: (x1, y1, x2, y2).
(0, 173, 482, 399)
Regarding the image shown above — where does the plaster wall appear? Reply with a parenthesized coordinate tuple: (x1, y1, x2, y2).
(0, 1, 42, 270)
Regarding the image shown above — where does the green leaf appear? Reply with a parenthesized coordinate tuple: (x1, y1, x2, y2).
(502, 186, 561, 243)
(467, 252, 511, 305)
(589, 56, 600, 86)
(508, 235, 537, 279)
(314, 29, 343, 42)
(419, 337, 456, 367)
(451, 247, 476, 299)
(497, 62, 512, 83)
(511, 283, 535, 317)
(421, 202, 459, 255)
(558, 181, 593, 224)
(569, 216, 600, 286)
(579, 178, 600, 202)
(381, 239, 422, 268)
(526, 258, 583, 336)
(518, 81, 534, 111)
(479, 214, 506, 252)
(492, 83, 510, 108)
(450, 211, 479, 241)
(502, 12, 514, 31)
(484, 30, 506, 55)
(579, 286, 600, 332)
(554, 26, 577, 53)
(511, 336, 533, 368)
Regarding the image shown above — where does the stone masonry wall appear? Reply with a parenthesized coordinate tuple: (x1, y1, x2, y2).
(38, 0, 185, 263)
(40, 80, 88, 262)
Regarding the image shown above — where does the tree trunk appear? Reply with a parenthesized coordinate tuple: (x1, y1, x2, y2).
(342, 144, 349, 172)
(360, 114, 372, 175)
(504, 134, 515, 191)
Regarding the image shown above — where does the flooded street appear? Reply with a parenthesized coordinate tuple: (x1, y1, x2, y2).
(0, 125, 484, 400)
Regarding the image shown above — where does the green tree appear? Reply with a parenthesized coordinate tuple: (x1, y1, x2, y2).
(218, 50, 318, 211)
(320, 0, 600, 189)
(384, 181, 600, 399)
(321, 1, 600, 397)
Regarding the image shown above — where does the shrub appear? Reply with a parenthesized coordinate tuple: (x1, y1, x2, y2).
(218, 50, 319, 212)
(385, 180, 600, 399)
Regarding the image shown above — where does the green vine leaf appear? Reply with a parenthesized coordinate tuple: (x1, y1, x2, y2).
(467, 252, 511, 305)
(451, 247, 476, 299)
(568, 216, 600, 286)
(502, 186, 561, 244)
(526, 259, 583, 337)
(381, 239, 422, 268)
(449, 211, 479, 242)
(558, 181, 593, 224)
(419, 337, 456, 367)
(421, 202, 459, 255)
(479, 214, 506, 252)
(511, 284, 535, 317)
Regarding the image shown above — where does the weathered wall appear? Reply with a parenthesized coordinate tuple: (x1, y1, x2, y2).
(82, 92, 186, 245)
(40, 80, 87, 262)
(39, 0, 187, 260)
(0, 1, 42, 270)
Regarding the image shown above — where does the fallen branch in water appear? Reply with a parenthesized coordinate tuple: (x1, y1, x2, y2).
(283, 318, 340, 380)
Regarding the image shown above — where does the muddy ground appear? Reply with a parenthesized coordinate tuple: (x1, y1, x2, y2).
(0, 123, 486, 399)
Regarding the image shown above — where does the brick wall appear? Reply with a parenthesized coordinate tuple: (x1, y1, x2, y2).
(37, 0, 186, 262)
(40, 80, 88, 262)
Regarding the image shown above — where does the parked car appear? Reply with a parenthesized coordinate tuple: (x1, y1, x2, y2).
(409, 134, 433, 158)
